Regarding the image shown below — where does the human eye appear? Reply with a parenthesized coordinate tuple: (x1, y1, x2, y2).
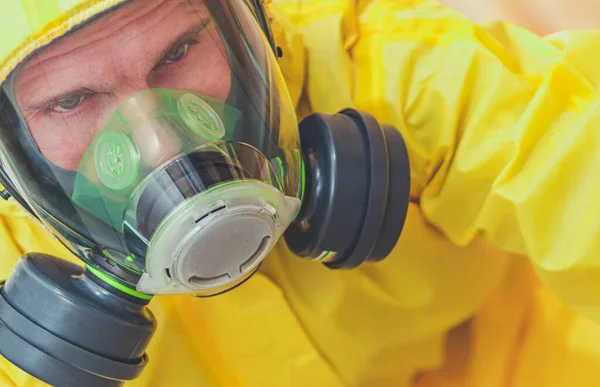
(51, 94, 86, 113)
(165, 42, 190, 64)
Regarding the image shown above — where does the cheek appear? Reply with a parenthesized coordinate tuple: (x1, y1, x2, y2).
(28, 118, 92, 171)
(198, 51, 232, 102)
(200, 34, 232, 101)
(175, 49, 232, 102)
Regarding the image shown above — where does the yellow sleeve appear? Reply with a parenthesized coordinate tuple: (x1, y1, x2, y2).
(350, 0, 600, 322)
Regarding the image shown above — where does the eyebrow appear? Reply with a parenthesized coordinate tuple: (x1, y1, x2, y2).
(24, 18, 212, 112)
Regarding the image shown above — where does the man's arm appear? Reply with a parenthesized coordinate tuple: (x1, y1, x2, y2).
(353, 0, 600, 322)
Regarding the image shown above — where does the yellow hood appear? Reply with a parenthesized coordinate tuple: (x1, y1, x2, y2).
(0, 0, 128, 85)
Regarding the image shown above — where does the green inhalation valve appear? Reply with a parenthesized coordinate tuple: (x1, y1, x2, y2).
(94, 131, 140, 191)
(178, 93, 226, 140)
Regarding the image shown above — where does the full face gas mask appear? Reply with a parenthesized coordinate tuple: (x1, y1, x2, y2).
(0, 0, 410, 386)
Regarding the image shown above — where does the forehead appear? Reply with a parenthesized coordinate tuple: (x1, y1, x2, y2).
(17, 0, 205, 75)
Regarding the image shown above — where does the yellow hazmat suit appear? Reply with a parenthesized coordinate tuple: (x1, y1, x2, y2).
(3, 0, 600, 386)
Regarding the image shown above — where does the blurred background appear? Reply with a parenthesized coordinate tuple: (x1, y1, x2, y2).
(441, 0, 600, 34)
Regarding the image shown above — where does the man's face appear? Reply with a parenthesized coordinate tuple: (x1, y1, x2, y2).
(13, 0, 231, 171)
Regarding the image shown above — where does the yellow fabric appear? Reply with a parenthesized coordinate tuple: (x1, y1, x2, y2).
(415, 256, 600, 387)
(3, 0, 600, 386)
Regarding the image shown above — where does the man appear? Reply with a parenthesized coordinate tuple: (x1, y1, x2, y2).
(2, 0, 600, 387)
(0, 1, 408, 385)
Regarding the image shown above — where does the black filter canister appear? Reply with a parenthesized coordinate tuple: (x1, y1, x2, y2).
(0, 254, 156, 387)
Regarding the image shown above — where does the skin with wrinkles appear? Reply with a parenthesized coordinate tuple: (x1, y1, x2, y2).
(14, 0, 232, 171)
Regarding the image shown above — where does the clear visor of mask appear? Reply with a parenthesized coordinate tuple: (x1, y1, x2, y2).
(0, 0, 302, 296)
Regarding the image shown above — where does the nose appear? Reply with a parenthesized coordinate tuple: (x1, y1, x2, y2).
(119, 90, 181, 168)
